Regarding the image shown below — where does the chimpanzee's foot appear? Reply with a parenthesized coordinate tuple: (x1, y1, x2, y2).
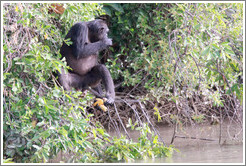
(104, 96, 114, 106)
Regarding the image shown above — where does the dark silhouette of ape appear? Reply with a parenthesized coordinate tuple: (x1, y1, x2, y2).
(58, 19, 115, 105)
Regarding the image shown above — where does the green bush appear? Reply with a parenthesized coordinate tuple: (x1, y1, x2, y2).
(104, 3, 243, 120)
(3, 2, 243, 163)
(3, 3, 173, 163)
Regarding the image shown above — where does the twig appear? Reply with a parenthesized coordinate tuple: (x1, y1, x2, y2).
(3, 53, 13, 73)
(198, 63, 240, 117)
(26, 84, 43, 106)
(170, 121, 177, 144)
(114, 69, 144, 89)
(113, 103, 131, 140)
(122, 99, 143, 126)
(188, 54, 201, 90)
(219, 106, 222, 144)
(175, 135, 217, 142)
(86, 130, 113, 145)
(107, 109, 121, 137)
(138, 101, 165, 145)
(125, 74, 148, 99)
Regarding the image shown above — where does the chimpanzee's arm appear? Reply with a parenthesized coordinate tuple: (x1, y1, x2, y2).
(67, 22, 112, 59)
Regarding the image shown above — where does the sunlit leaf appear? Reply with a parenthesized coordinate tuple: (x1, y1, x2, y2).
(201, 46, 210, 56)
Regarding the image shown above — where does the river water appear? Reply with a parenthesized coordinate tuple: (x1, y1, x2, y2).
(135, 142, 243, 163)
(50, 121, 244, 163)
(111, 121, 244, 164)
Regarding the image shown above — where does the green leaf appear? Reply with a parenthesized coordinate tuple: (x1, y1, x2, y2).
(59, 127, 68, 137)
(117, 152, 121, 160)
(6, 149, 15, 157)
(212, 44, 220, 50)
(36, 121, 45, 127)
(224, 47, 235, 55)
(231, 84, 239, 93)
(12, 85, 17, 92)
(32, 134, 41, 141)
(153, 135, 158, 144)
(194, 24, 201, 30)
(32, 145, 41, 150)
(153, 106, 161, 122)
(207, 70, 211, 80)
(102, 6, 112, 16)
(7, 145, 16, 149)
(3, 158, 15, 163)
(128, 118, 132, 126)
(92, 129, 97, 138)
(201, 46, 210, 56)
(42, 151, 49, 162)
(41, 130, 50, 138)
(135, 127, 142, 130)
(27, 141, 32, 149)
(84, 141, 93, 149)
(97, 128, 104, 135)
(104, 3, 124, 13)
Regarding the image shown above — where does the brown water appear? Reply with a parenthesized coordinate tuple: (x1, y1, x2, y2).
(111, 121, 244, 164)
(136, 143, 243, 163)
(50, 121, 244, 163)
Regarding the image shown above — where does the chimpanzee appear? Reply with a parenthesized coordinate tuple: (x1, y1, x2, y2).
(58, 19, 115, 105)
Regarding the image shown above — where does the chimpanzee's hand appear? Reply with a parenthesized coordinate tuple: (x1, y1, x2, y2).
(103, 38, 112, 47)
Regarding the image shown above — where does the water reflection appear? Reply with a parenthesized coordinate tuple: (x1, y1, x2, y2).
(136, 144, 243, 163)
(110, 121, 244, 163)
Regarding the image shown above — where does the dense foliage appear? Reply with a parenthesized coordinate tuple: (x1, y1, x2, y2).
(2, 2, 243, 163)
(2, 3, 175, 163)
(103, 3, 243, 124)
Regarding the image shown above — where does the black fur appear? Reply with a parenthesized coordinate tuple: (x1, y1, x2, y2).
(58, 19, 115, 104)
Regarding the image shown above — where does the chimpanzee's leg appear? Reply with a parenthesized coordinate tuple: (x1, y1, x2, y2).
(58, 65, 115, 104)
(86, 64, 115, 104)
(58, 68, 85, 91)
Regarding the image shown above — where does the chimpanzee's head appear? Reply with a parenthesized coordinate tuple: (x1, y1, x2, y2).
(88, 19, 109, 42)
